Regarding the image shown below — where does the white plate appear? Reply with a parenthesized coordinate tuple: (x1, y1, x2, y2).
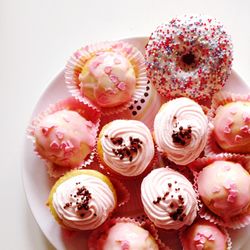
(22, 37, 250, 250)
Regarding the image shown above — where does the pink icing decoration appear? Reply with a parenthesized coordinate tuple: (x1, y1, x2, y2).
(117, 82, 126, 90)
(63, 116, 70, 123)
(92, 61, 101, 69)
(56, 131, 64, 140)
(240, 125, 249, 133)
(223, 126, 231, 134)
(104, 66, 112, 74)
(230, 106, 238, 115)
(235, 135, 243, 142)
(42, 127, 50, 136)
(50, 141, 59, 150)
(124, 47, 133, 54)
(121, 241, 130, 250)
(194, 232, 215, 250)
(114, 58, 121, 64)
(109, 75, 119, 84)
(74, 51, 82, 59)
(225, 117, 233, 126)
(243, 112, 250, 123)
(224, 180, 238, 203)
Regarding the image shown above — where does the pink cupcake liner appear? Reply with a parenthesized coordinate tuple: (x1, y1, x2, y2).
(88, 217, 170, 250)
(191, 154, 250, 229)
(27, 97, 101, 178)
(65, 41, 148, 116)
(179, 218, 232, 250)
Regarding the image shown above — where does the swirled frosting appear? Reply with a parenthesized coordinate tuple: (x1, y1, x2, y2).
(79, 51, 136, 108)
(52, 173, 116, 230)
(99, 120, 155, 177)
(141, 167, 197, 230)
(154, 97, 208, 165)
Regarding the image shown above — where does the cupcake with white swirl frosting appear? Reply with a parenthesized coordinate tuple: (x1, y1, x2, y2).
(97, 119, 155, 178)
(141, 167, 198, 230)
(47, 169, 117, 231)
(154, 97, 208, 165)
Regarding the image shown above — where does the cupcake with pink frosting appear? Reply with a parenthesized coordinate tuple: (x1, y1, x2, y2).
(180, 219, 231, 250)
(47, 169, 117, 231)
(97, 119, 156, 178)
(65, 41, 147, 115)
(206, 91, 250, 155)
(190, 154, 250, 228)
(141, 167, 198, 230)
(29, 97, 100, 177)
(88, 217, 168, 250)
(154, 97, 209, 165)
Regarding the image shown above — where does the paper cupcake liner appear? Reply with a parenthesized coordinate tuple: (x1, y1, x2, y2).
(88, 217, 170, 250)
(96, 142, 158, 181)
(27, 97, 101, 178)
(191, 154, 250, 229)
(179, 218, 232, 250)
(65, 41, 148, 116)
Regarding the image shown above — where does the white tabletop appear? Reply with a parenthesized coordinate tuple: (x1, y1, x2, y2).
(1, 0, 250, 249)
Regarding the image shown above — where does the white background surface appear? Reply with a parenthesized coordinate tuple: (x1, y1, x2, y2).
(0, 0, 250, 249)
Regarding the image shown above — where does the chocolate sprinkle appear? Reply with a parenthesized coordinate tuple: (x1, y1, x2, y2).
(172, 125, 192, 146)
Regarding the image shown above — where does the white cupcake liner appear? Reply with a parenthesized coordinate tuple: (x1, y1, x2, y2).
(65, 41, 148, 115)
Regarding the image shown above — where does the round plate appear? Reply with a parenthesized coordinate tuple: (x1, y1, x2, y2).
(22, 37, 250, 250)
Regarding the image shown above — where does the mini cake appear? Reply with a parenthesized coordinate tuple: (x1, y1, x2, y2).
(97, 119, 155, 177)
(197, 160, 250, 220)
(154, 97, 208, 165)
(65, 41, 147, 114)
(181, 219, 229, 250)
(141, 167, 198, 230)
(145, 15, 233, 105)
(47, 169, 117, 231)
(88, 218, 163, 250)
(213, 101, 250, 153)
(34, 109, 96, 168)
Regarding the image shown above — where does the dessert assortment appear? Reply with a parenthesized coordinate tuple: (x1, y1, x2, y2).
(27, 14, 250, 249)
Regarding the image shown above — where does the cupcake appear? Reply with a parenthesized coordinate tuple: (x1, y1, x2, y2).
(88, 218, 167, 250)
(145, 15, 233, 106)
(197, 160, 250, 221)
(29, 97, 100, 177)
(47, 169, 117, 231)
(65, 41, 147, 115)
(97, 119, 155, 178)
(141, 167, 198, 230)
(207, 92, 250, 155)
(181, 219, 231, 250)
(154, 97, 208, 165)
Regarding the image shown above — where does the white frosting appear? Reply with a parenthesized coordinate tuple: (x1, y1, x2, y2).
(154, 97, 208, 165)
(100, 120, 155, 177)
(52, 174, 115, 230)
(141, 167, 197, 230)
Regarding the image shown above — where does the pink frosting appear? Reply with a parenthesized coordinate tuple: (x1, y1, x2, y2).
(100, 222, 159, 250)
(34, 110, 96, 167)
(182, 220, 227, 250)
(213, 101, 250, 153)
(79, 51, 136, 108)
(197, 161, 250, 219)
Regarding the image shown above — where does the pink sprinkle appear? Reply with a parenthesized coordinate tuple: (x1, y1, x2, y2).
(110, 75, 119, 84)
(41, 127, 50, 136)
(114, 58, 121, 64)
(74, 51, 82, 59)
(223, 126, 231, 134)
(121, 241, 129, 250)
(124, 47, 132, 54)
(212, 186, 221, 193)
(104, 66, 112, 74)
(243, 112, 250, 123)
(240, 125, 249, 133)
(56, 131, 64, 140)
(92, 61, 101, 69)
(223, 165, 231, 171)
(235, 135, 243, 142)
(208, 234, 215, 241)
(50, 141, 59, 150)
(230, 106, 238, 115)
(117, 82, 126, 91)
(225, 118, 233, 126)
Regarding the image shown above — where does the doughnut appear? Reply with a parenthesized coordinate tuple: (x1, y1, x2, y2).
(145, 15, 233, 104)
